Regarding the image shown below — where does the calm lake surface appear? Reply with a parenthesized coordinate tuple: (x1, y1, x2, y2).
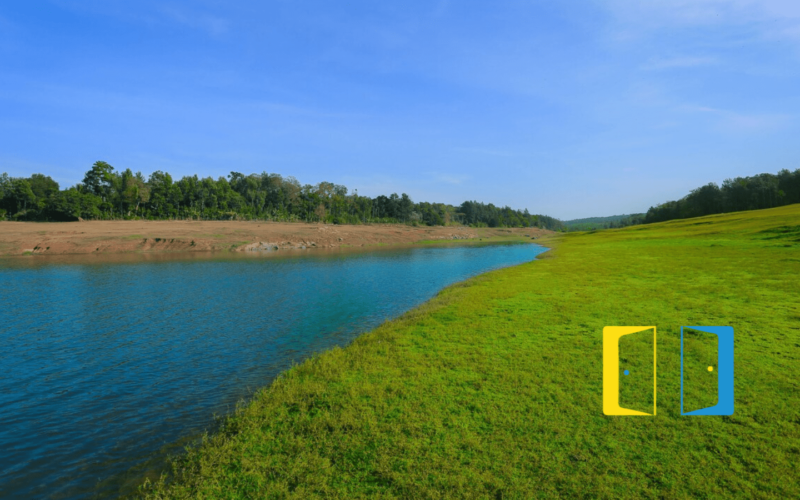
(0, 243, 546, 499)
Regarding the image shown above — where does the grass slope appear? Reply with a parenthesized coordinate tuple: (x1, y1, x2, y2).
(140, 205, 800, 499)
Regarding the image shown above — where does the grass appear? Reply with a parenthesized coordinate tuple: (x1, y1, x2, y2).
(138, 205, 800, 499)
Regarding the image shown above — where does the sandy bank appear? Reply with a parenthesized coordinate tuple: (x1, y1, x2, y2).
(0, 220, 552, 256)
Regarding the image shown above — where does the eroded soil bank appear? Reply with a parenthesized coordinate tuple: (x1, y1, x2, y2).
(0, 220, 552, 256)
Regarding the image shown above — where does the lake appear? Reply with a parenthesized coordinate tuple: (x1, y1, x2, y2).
(0, 243, 547, 498)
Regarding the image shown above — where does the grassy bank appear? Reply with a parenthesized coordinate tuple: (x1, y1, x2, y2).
(140, 205, 800, 499)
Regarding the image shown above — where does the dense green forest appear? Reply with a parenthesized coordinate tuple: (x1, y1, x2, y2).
(567, 168, 800, 231)
(7, 162, 795, 230)
(563, 213, 645, 232)
(644, 168, 800, 223)
(0, 161, 564, 230)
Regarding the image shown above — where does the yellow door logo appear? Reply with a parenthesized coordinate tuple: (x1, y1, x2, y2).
(602, 326, 657, 416)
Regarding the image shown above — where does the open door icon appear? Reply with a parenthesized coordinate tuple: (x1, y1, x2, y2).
(681, 326, 734, 416)
(603, 326, 657, 416)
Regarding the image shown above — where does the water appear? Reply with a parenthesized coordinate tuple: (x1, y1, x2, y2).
(0, 243, 547, 498)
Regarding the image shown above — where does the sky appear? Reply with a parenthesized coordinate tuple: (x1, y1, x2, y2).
(1, 1, 799, 220)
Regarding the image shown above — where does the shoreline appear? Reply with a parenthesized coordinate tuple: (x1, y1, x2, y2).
(132, 206, 800, 498)
(115, 240, 556, 496)
(0, 220, 552, 258)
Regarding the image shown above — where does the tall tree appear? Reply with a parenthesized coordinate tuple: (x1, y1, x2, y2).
(82, 161, 116, 198)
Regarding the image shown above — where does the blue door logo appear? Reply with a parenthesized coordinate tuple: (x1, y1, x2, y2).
(680, 326, 735, 416)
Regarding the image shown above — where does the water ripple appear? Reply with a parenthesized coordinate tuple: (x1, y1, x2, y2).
(0, 244, 546, 498)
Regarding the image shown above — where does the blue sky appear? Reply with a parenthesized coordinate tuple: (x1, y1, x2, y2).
(1, 1, 799, 219)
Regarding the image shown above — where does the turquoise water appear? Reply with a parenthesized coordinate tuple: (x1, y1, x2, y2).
(0, 243, 546, 498)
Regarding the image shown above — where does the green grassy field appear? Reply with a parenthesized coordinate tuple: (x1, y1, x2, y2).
(140, 205, 800, 499)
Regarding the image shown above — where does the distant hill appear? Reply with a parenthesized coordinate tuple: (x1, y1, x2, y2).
(644, 169, 800, 224)
(563, 167, 800, 231)
(563, 214, 645, 231)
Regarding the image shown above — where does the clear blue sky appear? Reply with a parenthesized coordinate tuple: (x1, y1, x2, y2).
(1, 1, 799, 219)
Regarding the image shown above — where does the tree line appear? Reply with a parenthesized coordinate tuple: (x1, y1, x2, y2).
(644, 168, 800, 223)
(0, 161, 564, 230)
(564, 213, 645, 232)
(568, 168, 800, 231)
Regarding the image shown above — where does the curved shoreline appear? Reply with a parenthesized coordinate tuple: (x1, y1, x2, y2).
(130, 206, 800, 498)
(118, 240, 557, 497)
(0, 239, 553, 498)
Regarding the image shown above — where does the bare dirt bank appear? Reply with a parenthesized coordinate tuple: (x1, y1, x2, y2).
(0, 220, 552, 256)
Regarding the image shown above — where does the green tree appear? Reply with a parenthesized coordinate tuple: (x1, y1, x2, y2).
(0, 173, 10, 219)
(82, 161, 116, 198)
(147, 171, 174, 216)
(10, 179, 36, 215)
(46, 188, 102, 221)
(28, 174, 60, 206)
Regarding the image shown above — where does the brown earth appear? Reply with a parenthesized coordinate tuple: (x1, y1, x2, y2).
(0, 220, 552, 257)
